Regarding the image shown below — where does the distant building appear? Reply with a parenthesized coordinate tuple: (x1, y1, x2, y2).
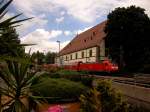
(55, 21, 107, 65)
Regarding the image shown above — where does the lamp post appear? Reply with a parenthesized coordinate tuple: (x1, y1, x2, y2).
(56, 40, 60, 53)
(56, 40, 61, 65)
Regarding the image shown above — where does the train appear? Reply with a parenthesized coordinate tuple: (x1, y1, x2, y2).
(42, 59, 118, 73)
(63, 59, 118, 73)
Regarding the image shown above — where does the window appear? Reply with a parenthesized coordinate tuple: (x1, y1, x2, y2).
(91, 36, 93, 40)
(89, 50, 92, 57)
(82, 52, 84, 58)
(70, 54, 72, 60)
(84, 39, 86, 42)
(75, 53, 78, 59)
(93, 32, 96, 36)
(64, 56, 66, 61)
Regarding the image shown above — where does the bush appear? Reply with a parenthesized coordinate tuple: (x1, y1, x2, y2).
(96, 79, 128, 112)
(80, 88, 102, 112)
(31, 77, 88, 103)
(80, 79, 129, 112)
(56, 69, 82, 75)
(52, 69, 94, 87)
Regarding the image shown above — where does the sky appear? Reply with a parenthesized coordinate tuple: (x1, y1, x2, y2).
(6, 0, 150, 53)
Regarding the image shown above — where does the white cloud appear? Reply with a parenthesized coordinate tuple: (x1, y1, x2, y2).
(13, 0, 150, 24)
(17, 15, 48, 36)
(50, 30, 63, 38)
(51, 0, 150, 22)
(23, 40, 70, 54)
(21, 29, 63, 53)
(51, 0, 104, 23)
(12, 0, 51, 35)
(64, 31, 72, 36)
(60, 11, 65, 16)
(56, 16, 65, 23)
(12, 0, 57, 16)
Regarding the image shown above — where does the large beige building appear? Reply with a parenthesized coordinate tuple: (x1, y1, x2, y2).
(56, 21, 107, 65)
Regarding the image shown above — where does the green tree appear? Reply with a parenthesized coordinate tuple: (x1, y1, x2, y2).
(0, 27, 25, 57)
(45, 51, 57, 64)
(105, 6, 150, 72)
(31, 51, 45, 65)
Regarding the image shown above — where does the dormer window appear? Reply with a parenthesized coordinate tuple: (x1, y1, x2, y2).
(91, 36, 93, 40)
(93, 32, 96, 36)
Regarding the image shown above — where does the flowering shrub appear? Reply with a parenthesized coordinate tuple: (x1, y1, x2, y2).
(46, 105, 63, 112)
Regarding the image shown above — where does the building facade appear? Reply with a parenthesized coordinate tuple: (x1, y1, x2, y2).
(56, 21, 107, 65)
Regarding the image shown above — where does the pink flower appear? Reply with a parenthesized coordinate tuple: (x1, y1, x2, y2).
(47, 105, 63, 112)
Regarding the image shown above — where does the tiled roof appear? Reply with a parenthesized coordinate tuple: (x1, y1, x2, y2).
(59, 21, 107, 56)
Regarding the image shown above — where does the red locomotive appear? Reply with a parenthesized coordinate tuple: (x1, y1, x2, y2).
(63, 59, 118, 73)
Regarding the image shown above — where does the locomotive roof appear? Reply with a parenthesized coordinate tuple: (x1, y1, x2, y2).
(59, 21, 107, 56)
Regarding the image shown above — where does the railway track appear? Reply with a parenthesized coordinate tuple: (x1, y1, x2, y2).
(113, 79, 150, 88)
(92, 73, 150, 88)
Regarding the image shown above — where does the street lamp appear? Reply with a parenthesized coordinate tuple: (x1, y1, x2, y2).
(56, 40, 61, 65)
(56, 40, 60, 53)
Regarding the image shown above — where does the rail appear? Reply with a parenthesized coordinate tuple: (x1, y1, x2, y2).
(92, 74, 150, 88)
(113, 79, 150, 88)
